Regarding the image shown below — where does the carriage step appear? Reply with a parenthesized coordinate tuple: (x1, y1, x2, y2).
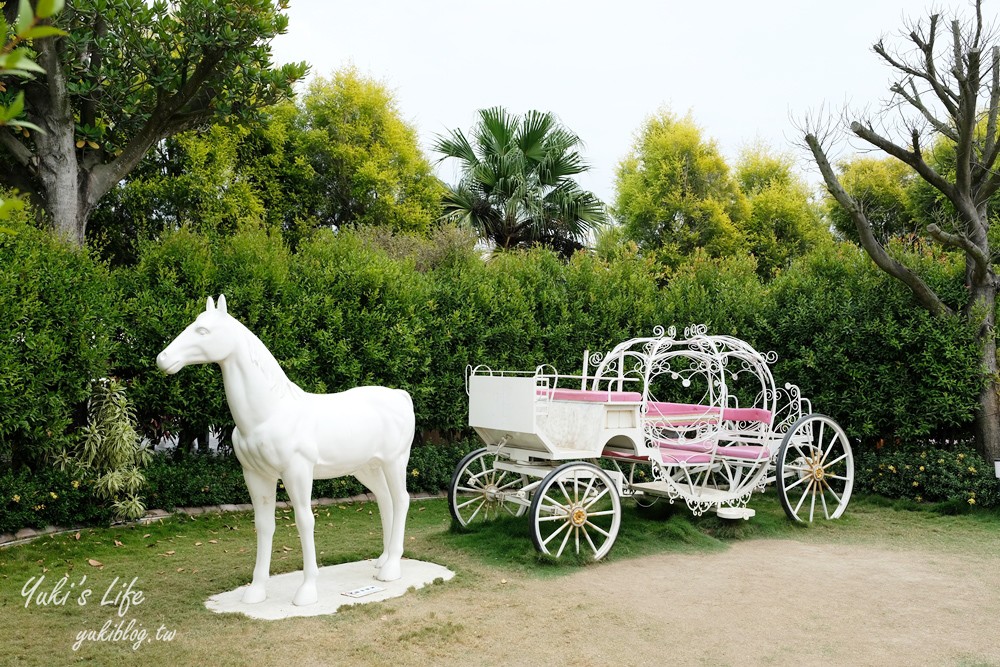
(716, 506, 756, 520)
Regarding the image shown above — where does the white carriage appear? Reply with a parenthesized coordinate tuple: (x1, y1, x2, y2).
(449, 325, 854, 560)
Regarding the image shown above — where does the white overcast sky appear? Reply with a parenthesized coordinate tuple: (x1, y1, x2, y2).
(270, 0, 978, 205)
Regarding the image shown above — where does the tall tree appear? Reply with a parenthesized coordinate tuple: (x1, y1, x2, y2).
(434, 107, 608, 257)
(614, 110, 746, 266)
(803, 0, 1000, 462)
(296, 69, 443, 234)
(735, 146, 827, 278)
(88, 68, 443, 262)
(0, 0, 306, 245)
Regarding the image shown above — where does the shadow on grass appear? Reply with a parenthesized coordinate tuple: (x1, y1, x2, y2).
(436, 495, 814, 575)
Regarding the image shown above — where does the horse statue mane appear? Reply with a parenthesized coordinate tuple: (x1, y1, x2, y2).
(239, 321, 305, 401)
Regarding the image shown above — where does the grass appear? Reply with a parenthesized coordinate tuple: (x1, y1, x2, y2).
(1, 493, 998, 665)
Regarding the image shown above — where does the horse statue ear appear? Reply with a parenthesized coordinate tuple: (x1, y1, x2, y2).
(206, 296, 216, 311)
(218, 294, 228, 314)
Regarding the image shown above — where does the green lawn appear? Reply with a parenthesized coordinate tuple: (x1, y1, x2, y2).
(1, 494, 998, 665)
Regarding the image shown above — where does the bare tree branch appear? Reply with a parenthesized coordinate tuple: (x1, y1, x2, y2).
(927, 223, 989, 281)
(849, 121, 957, 199)
(890, 79, 958, 141)
(805, 132, 953, 318)
(979, 46, 1000, 174)
(878, 16, 960, 115)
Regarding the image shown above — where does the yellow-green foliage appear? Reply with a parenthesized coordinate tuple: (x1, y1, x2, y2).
(826, 156, 918, 244)
(614, 109, 746, 265)
(301, 68, 443, 233)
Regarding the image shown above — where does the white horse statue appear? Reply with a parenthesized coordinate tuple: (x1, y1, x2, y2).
(156, 295, 414, 606)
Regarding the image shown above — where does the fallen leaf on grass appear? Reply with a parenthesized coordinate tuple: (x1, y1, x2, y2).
(87, 559, 103, 568)
(143, 534, 151, 539)
(73, 532, 80, 541)
(208, 539, 218, 544)
(113, 540, 123, 547)
(194, 542, 203, 547)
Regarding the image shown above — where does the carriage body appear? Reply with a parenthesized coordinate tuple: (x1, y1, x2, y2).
(453, 326, 855, 560)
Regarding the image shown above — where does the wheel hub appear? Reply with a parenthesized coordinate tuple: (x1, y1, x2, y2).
(570, 506, 587, 526)
(484, 483, 499, 501)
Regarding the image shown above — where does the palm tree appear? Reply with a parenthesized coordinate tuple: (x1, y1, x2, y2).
(434, 107, 608, 257)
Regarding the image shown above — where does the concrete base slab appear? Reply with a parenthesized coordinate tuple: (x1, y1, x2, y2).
(204, 559, 454, 620)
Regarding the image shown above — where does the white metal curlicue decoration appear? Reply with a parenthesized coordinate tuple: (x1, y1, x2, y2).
(156, 296, 414, 606)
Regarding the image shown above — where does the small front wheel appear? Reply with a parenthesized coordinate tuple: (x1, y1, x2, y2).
(529, 462, 621, 560)
(776, 414, 854, 522)
(448, 448, 527, 527)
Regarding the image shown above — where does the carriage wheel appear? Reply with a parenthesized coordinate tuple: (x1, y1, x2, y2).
(448, 448, 527, 527)
(776, 414, 854, 522)
(529, 462, 621, 560)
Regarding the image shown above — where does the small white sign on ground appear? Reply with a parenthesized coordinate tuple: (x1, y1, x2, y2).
(205, 558, 454, 620)
(342, 584, 384, 598)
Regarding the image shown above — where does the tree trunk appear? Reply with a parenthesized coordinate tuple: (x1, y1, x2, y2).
(971, 279, 1000, 462)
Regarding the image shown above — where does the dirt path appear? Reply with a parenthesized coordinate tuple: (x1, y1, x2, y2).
(283, 538, 1000, 667)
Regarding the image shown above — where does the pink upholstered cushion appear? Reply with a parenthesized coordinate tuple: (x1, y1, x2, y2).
(654, 439, 714, 453)
(722, 407, 772, 424)
(646, 402, 771, 425)
(656, 447, 714, 465)
(714, 445, 770, 460)
(544, 388, 643, 403)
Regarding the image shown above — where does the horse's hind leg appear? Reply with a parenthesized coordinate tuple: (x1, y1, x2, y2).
(283, 460, 319, 606)
(375, 457, 410, 582)
(353, 466, 393, 569)
(242, 467, 278, 604)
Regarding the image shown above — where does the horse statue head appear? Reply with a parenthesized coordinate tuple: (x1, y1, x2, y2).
(156, 295, 237, 374)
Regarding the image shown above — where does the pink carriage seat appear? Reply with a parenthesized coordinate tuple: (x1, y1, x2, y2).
(646, 402, 771, 426)
(651, 439, 770, 460)
(543, 388, 643, 403)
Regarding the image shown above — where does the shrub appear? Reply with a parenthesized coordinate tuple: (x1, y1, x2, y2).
(53, 379, 151, 521)
(0, 225, 118, 468)
(143, 452, 250, 509)
(856, 441, 1000, 508)
(0, 467, 111, 533)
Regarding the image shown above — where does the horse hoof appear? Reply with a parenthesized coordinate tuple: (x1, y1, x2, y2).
(293, 584, 318, 606)
(376, 561, 401, 582)
(242, 584, 267, 604)
(375, 553, 388, 568)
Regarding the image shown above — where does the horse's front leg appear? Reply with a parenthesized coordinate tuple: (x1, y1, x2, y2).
(283, 460, 319, 606)
(242, 467, 278, 604)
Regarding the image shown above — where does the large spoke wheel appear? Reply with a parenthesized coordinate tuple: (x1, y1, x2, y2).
(776, 414, 854, 522)
(529, 462, 621, 560)
(448, 448, 527, 527)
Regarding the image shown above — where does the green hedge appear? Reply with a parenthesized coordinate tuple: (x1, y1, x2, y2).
(0, 224, 995, 529)
(763, 243, 981, 441)
(0, 225, 119, 469)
